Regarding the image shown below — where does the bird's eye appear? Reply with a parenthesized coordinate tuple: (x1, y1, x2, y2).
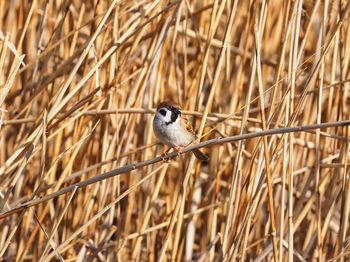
(159, 109, 167, 116)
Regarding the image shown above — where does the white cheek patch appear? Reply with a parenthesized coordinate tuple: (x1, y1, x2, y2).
(166, 111, 172, 122)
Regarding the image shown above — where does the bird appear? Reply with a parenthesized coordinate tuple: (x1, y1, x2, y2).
(153, 101, 209, 161)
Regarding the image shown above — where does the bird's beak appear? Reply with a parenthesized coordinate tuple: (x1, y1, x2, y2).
(174, 108, 181, 115)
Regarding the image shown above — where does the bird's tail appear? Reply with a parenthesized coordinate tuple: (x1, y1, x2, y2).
(192, 148, 209, 162)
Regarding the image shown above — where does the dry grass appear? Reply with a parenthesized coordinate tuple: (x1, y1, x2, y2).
(0, 0, 350, 261)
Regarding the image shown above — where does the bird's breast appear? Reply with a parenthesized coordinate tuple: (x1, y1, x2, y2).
(153, 117, 193, 147)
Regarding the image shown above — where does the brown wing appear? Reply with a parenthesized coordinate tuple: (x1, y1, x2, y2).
(182, 117, 196, 137)
(182, 118, 209, 161)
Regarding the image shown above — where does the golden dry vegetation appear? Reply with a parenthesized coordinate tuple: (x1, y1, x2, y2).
(0, 0, 350, 261)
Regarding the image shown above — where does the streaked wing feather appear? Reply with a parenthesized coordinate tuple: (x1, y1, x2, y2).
(182, 118, 196, 136)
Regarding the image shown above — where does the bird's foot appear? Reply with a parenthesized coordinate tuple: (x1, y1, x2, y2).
(175, 145, 184, 157)
(161, 148, 171, 162)
(161, 152, 169, 161)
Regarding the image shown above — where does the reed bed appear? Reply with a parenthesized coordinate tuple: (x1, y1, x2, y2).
(0, 0, 349, 261)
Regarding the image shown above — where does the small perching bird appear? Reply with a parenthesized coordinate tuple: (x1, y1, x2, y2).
(153, 101, 209, 161)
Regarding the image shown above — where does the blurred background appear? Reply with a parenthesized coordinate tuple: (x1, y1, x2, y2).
(0, 0, 349, 261)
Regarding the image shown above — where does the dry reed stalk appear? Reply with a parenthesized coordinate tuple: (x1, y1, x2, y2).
(0, 1, 350, 261)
